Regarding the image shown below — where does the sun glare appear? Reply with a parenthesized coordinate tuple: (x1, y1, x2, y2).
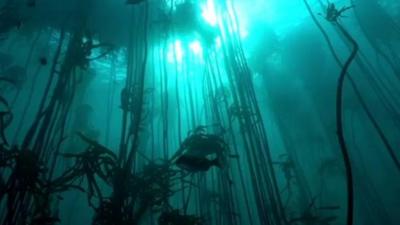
(201, 0, 218, 26)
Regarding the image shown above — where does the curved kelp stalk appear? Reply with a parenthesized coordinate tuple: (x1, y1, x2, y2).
(334, 20, 358, 225)
(304, 0, 400, 173)
(302, 1, 357, 225)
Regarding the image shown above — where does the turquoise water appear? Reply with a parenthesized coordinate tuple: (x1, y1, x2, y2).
(0, 0, 399, 225)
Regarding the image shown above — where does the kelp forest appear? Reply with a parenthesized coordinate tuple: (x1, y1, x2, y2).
(0, 0, 399, 225)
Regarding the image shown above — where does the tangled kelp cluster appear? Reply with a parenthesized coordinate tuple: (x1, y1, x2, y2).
(0, 0, 399, 225)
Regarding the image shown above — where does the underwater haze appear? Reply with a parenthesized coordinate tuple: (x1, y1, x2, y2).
(0, 0, 399, 225)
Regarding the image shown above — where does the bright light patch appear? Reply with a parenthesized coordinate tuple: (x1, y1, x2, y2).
(216, 36, 222, 48)
(175, 41, 183, 62)
(167, 40, 184, 63)
(201, 0, 218, 26)
(189, 40, 203, 55)
(240, 29, 249, 39)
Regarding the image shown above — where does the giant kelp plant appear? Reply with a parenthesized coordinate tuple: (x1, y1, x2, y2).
(0, 0, 399, 225)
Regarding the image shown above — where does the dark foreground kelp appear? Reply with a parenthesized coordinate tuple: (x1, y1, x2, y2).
(0, 0, 399, 225)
